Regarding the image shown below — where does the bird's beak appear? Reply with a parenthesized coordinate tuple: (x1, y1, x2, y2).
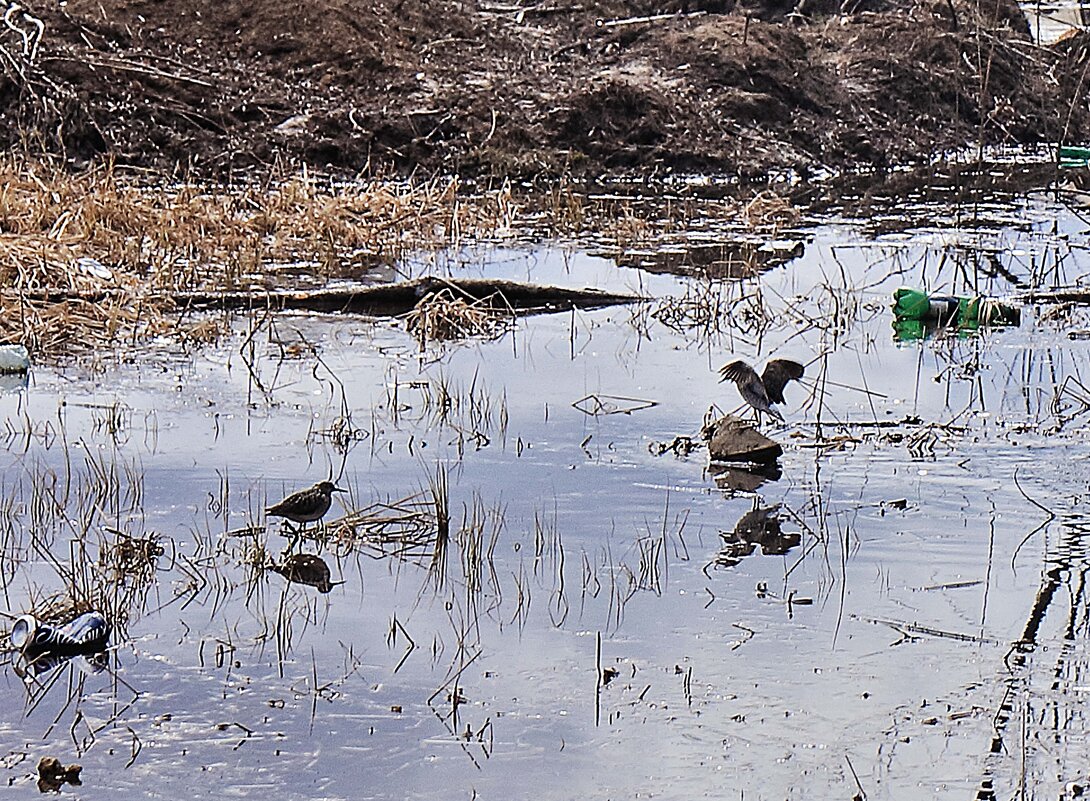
(332, 486, 348, 493)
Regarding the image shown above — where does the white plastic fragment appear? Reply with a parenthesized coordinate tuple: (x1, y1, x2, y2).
(0, 344, 29, 374)
(75, 256, 113, 280)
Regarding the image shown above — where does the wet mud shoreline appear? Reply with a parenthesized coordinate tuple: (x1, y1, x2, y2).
(0, 0, 1086, 181)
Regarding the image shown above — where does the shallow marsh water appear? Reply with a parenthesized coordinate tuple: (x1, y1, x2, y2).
(3, 180, 1090, 799)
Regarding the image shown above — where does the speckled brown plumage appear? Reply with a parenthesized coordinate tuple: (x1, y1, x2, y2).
(266, 481, 346, 525)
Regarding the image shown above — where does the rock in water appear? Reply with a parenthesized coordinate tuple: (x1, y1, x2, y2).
(702, 415, 783, 463)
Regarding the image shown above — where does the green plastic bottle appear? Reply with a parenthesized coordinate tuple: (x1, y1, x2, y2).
(1059, 145, 1090, 168)
(892, 288, 959, 322)
(892, 287, 1020, 327)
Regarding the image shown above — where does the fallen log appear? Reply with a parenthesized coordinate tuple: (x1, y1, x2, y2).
(1019, 288, 1090, 305)
(2, 276, 646, 317)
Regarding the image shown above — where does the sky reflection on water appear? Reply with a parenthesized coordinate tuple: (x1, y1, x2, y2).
(2, 188, 1090, 799)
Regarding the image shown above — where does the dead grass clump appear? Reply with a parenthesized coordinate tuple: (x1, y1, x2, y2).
(404, 287, 514, 346)
(739, 190, 801, 231)
(2, 296, 174, 353)
(0, 161, 504, 291)
(99, 531, 164, 584)
(324, 493, 439, 564)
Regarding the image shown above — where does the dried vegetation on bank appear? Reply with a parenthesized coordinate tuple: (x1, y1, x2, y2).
(0, 0, 1084, 177)
(0, 162, 516, 351)
(0, 160, 800, 352)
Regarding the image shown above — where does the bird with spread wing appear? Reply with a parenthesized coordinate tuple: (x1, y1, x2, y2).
(718, 358, 805, 424)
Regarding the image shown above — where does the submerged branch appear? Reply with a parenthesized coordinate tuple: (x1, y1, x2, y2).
(4, 276, 646, 318)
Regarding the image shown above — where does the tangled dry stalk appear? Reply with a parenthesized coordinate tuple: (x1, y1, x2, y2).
(404, 287, 514, 346)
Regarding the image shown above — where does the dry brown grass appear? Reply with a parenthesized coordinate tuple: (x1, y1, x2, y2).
(0, 161, 510, 288)
(0, 159, 792, 354)
(738, 190, 802, 231)
(0, 161, 520, 352)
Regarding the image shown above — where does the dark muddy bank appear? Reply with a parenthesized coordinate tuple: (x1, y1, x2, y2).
(1, 0, 1087, 179)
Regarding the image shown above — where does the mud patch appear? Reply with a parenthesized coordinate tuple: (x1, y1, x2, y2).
(0, 0, 1084, 177)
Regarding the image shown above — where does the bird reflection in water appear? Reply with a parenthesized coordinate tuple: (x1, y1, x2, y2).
(713, 504, 801, 568)
(272, 553, 344, 593)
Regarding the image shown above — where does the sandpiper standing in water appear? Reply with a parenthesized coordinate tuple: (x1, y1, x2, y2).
(266, 480, 347, 532)
(718, 358, 804, 424)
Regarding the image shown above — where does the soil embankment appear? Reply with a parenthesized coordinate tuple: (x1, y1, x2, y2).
(0, 0, 1086, 178)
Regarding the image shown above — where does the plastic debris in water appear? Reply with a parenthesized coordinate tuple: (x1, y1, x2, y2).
(74, 256, 113, 281)
(10, 611, 110, 656)
(0, 344, 30, 374)
(892, 287, 1020, 341)
(1059, 145, 1090, 169)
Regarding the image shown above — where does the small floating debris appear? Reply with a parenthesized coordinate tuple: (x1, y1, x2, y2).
(701, 415, 783, 463)
(572, 394, 658, 416)
(272, 553, 343, 593)
(74, 256, 112, 281)
(892, 287, 1020, 341)
(754, 583, 813, 609)
(1059, 145, 1090, 168)
(0, 343, 30, 374)
(37, 757, 82, 792)
(648, 435, 701, 457)
(882, 498, 909, 513)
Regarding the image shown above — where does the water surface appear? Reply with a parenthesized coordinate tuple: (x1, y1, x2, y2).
(2, 180, 1090, 800)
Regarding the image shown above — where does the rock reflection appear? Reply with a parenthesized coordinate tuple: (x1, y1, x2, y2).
(709, 461, 782, 493)
(713, 504, 800, 568)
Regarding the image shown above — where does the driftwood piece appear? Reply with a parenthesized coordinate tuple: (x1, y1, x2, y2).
(702, 415, 783, 463)
(595, 10, 706, 27)
(4, 276, 646, 317)
(1020, 288, 1090, 305)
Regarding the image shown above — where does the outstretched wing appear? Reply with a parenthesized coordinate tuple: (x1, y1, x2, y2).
(718, 359, 760, 386)
(761, 359, 804, 404)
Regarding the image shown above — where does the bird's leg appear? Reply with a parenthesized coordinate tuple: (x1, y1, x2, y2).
(281, 527, 301, 559)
